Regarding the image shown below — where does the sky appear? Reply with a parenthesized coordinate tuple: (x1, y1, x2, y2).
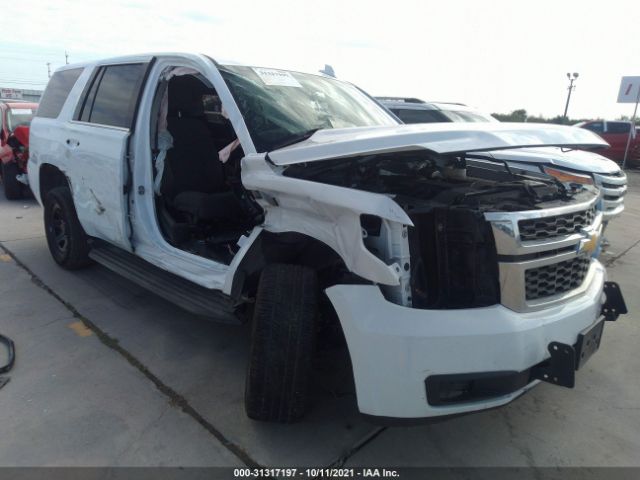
(1, 0, 639, 120)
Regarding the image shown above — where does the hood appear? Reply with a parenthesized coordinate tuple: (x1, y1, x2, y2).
(486, 147, 621, 175)
(267, 122, 608, 166)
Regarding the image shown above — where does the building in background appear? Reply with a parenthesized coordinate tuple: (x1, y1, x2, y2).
(0, 88, 43, 103)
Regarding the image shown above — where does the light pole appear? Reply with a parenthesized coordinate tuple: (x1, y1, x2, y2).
(563, 72, 579, 121)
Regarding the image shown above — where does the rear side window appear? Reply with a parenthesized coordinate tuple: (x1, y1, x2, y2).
(76, 63, 146, 128)
(36, 68, 84, 118)
(607, 122, 631, 134)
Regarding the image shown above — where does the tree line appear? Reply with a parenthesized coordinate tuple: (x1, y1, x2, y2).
(491, 109, 639, 125)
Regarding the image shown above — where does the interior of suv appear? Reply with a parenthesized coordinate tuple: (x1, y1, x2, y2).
(153, 71, 261, 264)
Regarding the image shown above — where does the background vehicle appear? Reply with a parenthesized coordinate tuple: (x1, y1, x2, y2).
(0, 100, 37, 199)
(378, 97, 627, 226)
(28, 55, 625, 423)
(575, 120, 640, 166)
(377, 96, 497, 123)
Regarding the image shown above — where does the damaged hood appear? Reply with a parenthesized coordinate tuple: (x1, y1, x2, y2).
(267, 122, 608, 166)
(482, 147, 621, 175)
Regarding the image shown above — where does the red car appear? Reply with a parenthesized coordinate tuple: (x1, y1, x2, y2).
(575, 120, 640, 166)
(0, 100, 37, 199)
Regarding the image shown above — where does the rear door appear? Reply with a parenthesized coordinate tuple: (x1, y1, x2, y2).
(67, 62, 151, 249)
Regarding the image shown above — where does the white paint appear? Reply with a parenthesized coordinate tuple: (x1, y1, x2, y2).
(266, 122, 609, 165)
(488, 147, 621, 175)
(241, 156, 411, 286)
(326, 262, 604, 418)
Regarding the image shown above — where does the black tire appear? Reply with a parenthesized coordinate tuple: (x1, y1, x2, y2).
(245, 264, 319, 423)
(44, 186, 93, 270)
(1, 162, 22, 200)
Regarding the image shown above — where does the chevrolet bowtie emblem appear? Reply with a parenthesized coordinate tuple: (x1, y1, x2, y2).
(578, 232, 600, 255)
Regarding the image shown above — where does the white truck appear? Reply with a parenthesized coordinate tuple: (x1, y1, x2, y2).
(28, 53, 627, 423)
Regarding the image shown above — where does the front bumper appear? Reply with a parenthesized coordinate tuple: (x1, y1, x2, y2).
(326, 261, 614, 420)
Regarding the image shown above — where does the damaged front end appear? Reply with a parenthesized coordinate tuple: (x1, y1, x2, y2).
(238, 123, 621, 419)
(282, 149, 602, 313)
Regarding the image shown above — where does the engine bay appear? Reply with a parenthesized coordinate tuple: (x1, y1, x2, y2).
(283, 149, 594, 214)
(284, 149, 597, 309)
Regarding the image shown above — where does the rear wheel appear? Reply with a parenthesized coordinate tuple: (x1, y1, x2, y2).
(44, 186, 92, 270)
(1, 162, 22, 200)
(245, 264, 319, 423)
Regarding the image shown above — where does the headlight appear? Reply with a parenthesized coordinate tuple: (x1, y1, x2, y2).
(543, 166, 594, 185)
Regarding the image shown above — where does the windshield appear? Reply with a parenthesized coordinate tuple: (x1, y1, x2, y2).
(7, 107, 35, 130)
(219, 65, 397, 151)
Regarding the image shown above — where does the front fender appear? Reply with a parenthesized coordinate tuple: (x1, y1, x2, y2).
(242, 156, 412, 285)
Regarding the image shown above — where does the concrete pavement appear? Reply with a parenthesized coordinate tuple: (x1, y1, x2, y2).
(0, 173, 639, 467)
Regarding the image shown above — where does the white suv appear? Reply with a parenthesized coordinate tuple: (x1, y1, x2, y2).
(28, 54, 627, 423)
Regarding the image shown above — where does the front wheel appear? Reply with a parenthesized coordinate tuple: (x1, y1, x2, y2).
(44, 186, 93, 270)
(245, 264, 319, 423)
(1, 162, 22, 200)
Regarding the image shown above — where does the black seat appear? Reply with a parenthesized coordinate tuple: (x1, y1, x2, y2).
(161, 75, 243, 223)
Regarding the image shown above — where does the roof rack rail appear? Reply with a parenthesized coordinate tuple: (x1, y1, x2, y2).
(375, 96, 426, 104)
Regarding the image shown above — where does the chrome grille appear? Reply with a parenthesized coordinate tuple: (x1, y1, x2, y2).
(484, 194, 602, 312)
(525, 256, 591, 300)
(593, 171, 627, 219)
(518, 207, 596, 241)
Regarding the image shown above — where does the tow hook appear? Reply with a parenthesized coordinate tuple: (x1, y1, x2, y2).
(601, 282, 627, 321)
(531, 282, 627, 389)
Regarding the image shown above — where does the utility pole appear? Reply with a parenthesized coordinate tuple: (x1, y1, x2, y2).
(563, 72, 579, 121)
(46, 62, 51, 79)
(621, 87, 640, 169)
(65, 51, 69, 65)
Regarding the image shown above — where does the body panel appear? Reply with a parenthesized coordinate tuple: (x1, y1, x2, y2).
(64, 121, 131, 248)
(487, 146, 621, 174)
(326, 262, 604, 418)
(242, 155, 410, 286)
(267, 122, 608, 166)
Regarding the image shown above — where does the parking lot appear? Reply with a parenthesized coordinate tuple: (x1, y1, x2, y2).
(1, 172, 639, 468)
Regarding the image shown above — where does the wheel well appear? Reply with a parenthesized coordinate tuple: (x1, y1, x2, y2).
(231, 231, 361, 302)
(232, 230, 356, 350)
(39, 164, 70, 200)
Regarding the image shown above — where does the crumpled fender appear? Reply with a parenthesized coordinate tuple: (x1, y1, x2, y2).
(242, 155, 412, 285)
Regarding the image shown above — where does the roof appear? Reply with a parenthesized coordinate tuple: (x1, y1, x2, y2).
(53, 52, 334, 82)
